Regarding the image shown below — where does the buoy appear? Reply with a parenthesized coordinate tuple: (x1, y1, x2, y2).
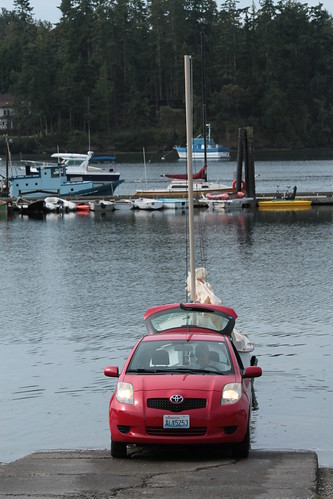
(232, 179, 245, 192)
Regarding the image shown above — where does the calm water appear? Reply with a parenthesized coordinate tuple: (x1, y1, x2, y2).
(1, 158, 333, 466)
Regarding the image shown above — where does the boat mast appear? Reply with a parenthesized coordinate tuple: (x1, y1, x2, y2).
(87, 96, 91, 151)
(143, 147, 147, 190)
(5, 135, 9, 196)
(3, 134, 12, 197)
(201, 32, 208, 181)
(184, 55, 196, 302)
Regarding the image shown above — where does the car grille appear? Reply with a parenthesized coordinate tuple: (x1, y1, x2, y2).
(146, 426, 207, 436)
(147, 398, 206, 412)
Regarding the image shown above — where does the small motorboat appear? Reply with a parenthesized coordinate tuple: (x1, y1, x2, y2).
(89, 200, 114, 212)
(158, 198, 188, 209)
(14, 197, 45, 214)
(134, 197, 163, 210)
(75, 202, 90, 213)
(44, 197, 77, 212)
(114, 199, 135, 210)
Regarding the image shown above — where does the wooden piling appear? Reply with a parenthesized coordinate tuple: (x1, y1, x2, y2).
(235, 128, 244, 192)
(236, 126, 256, 199)
(245, 127, 256, 199)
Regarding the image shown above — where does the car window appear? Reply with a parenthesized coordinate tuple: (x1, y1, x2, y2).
(145, 305, 235, 336)
(149, 310, 230, 333)
(126, 340, 234, 374)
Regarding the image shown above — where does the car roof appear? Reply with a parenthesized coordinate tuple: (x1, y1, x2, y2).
(144, 302, 237, 337)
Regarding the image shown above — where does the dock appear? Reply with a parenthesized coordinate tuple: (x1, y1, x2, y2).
(1, 448, 331, 498)
(256, 191, 333, 206)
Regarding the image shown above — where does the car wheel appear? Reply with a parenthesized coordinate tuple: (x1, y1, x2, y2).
(232, 421, 250, 459)
(111, 437, 127, 458)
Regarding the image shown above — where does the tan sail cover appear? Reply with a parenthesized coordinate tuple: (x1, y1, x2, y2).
(186, 267, 254, 353)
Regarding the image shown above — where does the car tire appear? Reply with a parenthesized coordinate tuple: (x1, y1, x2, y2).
(111, 438, 127, 458)
(232, 421, 250, 459)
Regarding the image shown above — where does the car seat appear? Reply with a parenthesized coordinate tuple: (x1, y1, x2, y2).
(152, 350, 170, 366)
(209, 351, 220, 362)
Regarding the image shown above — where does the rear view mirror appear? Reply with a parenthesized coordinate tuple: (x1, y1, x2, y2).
(243, 366, 262, 379)
(104, 366, 119, 378)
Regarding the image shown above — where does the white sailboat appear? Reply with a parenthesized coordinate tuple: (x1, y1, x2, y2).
(134, 148, 164, 210)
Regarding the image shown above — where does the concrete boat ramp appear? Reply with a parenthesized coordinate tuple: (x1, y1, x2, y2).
(1, 447, 331, 498)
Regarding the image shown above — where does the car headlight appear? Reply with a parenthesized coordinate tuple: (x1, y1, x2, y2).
(221, 383, 242, 405)
(116, 382, 134, 404)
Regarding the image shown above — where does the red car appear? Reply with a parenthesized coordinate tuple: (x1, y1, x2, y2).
(104, 303, 262, 458)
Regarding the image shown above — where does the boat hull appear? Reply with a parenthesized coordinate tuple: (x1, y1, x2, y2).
(11, 181, 117, 199)
(0, 200, 7, 212)
(66, 172, 121, 183)
(114, 199, 135, 210)
(158, 198, 188, 209)
(15, 198, 46, 214)
(89, 200, 114, 212)
(134, 198, 164, 210)
(201, 196, 255, 211)
(176, 147, 230, 160)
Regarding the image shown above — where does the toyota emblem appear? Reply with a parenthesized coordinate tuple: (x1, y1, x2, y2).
(170, 394, 184, 404)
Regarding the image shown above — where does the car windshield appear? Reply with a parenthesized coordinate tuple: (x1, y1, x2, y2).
(126, 339, 234, 375)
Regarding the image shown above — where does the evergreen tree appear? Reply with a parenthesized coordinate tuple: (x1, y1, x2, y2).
(0, 0, 333, 149)
(13, 0, 33, 21)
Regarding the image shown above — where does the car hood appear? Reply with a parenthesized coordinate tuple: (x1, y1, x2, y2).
(123, 373, 237, 393)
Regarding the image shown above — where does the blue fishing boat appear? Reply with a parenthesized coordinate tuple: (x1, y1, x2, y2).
(9, 163, 116, 199)
(175, 124, 230, 161)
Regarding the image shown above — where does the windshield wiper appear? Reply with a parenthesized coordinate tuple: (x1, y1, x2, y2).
(127, 368, 169, 374)
(168, 368, 222, 375)
(127, 368, 223, 375)
(170, 368, 201, 374)
(126, 368, 152, 373)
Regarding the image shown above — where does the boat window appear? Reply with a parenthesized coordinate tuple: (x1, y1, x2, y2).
(64, 159, 83, 166)
(51, 167, 63, 177)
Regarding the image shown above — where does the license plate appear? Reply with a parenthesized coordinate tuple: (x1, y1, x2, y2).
(163, 415, 190, 429)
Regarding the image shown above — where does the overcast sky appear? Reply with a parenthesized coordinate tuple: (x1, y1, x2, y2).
(1, 0, 332, 25)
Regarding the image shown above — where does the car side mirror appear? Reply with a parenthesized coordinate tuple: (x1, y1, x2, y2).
(243, 366, 262, 379)
(104, 366, 119, 378)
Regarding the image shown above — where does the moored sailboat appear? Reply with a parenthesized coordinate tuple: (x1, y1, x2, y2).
(150, 55, 256, 367)
(103, 55, 261, 461)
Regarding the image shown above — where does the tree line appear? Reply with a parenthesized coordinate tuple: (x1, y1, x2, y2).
(1, 0, 333, 153)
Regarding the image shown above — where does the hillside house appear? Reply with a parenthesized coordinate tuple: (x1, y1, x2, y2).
(0, 94, 14, 130)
